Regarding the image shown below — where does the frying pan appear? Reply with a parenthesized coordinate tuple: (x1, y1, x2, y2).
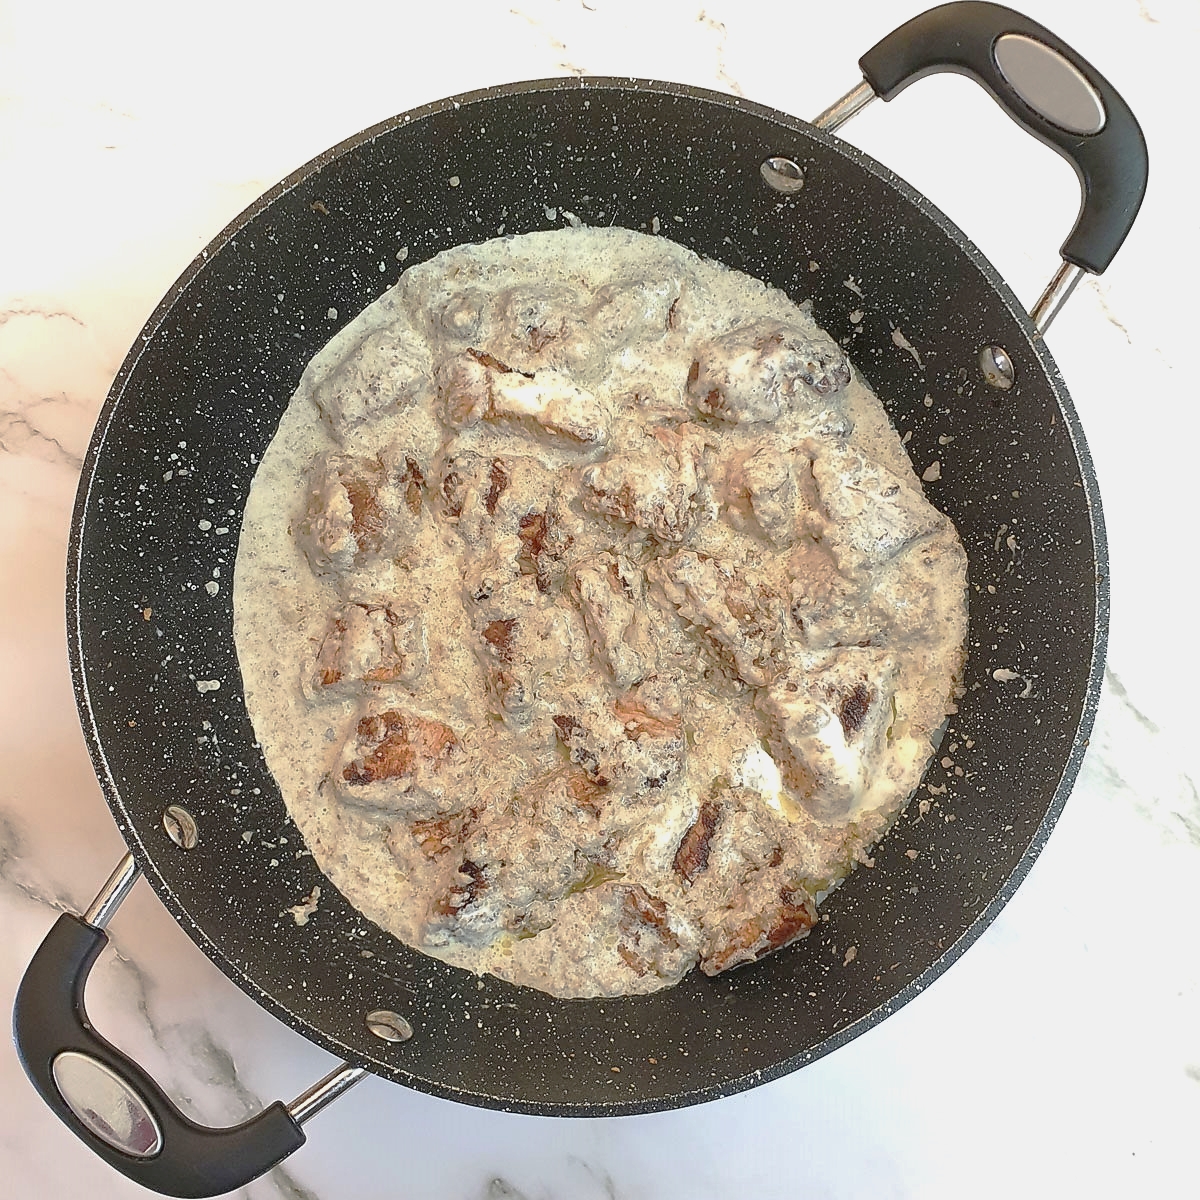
(13, 3, 1147, 1196)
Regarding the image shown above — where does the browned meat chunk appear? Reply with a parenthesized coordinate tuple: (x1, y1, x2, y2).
(786, 537, 877, 650)
(612, 690, 683, 741)
(647, 551, 783, 687)
(306, 603, 426, 697)
(699, 885, 817, 975)
(580, 425, 705, 543)
(400, 456, 425, 515)
(437, 451, 570, 566)
(572, 553, 656, 688)
(617, 885, 682, 978)
(810, 445, 945, 574)
(409, 808, 479, 859)
(470, 577, 573, 728)
(723, 444, 821, 547)
(297, 452, 420, 575)
(551, 683, 684, 800)
(517, 509, 574, 594)
(757, 648, 898, 820)
(332, 708, 464, 818)
(688, 319, 851, 424)
(312, 324, 432, 439)
(436, 348, 609, 445)
(342, 710, 457, 784)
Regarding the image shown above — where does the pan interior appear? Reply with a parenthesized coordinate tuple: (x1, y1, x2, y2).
(69, 78, 1105, 1115)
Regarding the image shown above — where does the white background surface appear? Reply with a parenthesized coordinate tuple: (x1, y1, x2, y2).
(2, 2, 1196, 1197)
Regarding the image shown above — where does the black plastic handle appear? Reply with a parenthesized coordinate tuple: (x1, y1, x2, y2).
(13, 913, 306, 1198)
(859, 1, 1148, 274)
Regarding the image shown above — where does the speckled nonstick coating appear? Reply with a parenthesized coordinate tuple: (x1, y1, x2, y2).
(68, 78, 1106, 1115)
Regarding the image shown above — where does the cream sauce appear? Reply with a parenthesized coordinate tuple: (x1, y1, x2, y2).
(233, 227, 967, 998)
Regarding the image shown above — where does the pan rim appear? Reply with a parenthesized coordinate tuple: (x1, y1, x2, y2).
(66, 74, 1108, 1115)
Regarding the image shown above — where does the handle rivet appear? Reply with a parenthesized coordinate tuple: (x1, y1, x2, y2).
(366, 1010, 413, 1043)
(978, 345, 1015, 390)
(162, 806, 199, 850)
(760, 157, 805, 194)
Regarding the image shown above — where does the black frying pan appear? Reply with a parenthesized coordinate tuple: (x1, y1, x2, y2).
(13, 4, 1147, 1196)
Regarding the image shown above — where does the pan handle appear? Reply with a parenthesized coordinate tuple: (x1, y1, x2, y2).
(12, 854, 364, 1198)
(847, 1, 1148, 277)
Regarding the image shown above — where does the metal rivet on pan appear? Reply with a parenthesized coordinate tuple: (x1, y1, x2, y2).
(979, 345, 1016, 390)
(760, 157, 805, 194)
(366, 1010, 413, 1043)
(162, 805, 199, 849)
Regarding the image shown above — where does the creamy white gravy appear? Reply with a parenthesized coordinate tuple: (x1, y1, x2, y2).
(233, 227, 967, 998)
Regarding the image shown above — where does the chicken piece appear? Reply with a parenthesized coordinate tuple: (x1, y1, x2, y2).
(516, 509, 574, 594)
(296, 451, 420, 576)
(305, 603, 427, 698)
(331, 708, 465, 818)
(699, 885, 817, 975)
(312, 324, 433, 440)
(661, 786, 817, 973)
(612, 680, 684, 742)
(406, 807, 480, 860)
(435, 348, 609, 445)
(756, 647, 899, 821)
(687, 319, 851, 424)
(672, 799, 720, 884)
(490, 369, 609, 445)
(785, 537, 878, 650)
(647, 550, 782, 687)
(436, 451, 574, 580)
(810, 445, 944, 574)
(669, 787, 783, 895)
(572, 553, 657, 688)
(482, 284, 591, 373)
(586, 276, 681, 343)
(551, 684, 684, 802)
(616, 884, 689, 979)
(421, 797, 609, 950)
(723, 444, 819, 547)
(470, 576, 573, 728)
(423, 857, 496, 947)
(580, 425, 705, 543)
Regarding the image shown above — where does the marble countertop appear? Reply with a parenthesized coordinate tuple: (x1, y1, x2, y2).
(2, 1, 1196, 1197)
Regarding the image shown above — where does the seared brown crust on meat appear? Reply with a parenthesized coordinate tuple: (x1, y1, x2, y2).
(431, 858, 490, 919)
(617, 884, 681, 977)
(485, 459, 510, 515)
(341, 710, 458, 786)
(402, 457, 425, 515)
(481, 618, 517, 661)
(673, 800, 720, 884)
(309, 603, 425, 696)
(699, 885, 817, 975)
(838, 683, 873, 739)
(410, 808, 479, 858)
